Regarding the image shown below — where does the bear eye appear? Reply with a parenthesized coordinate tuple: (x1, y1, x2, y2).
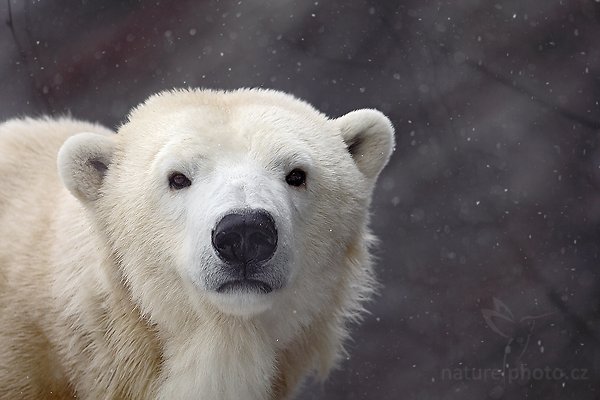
(168, 172, 191, 190)
(285, 169, 306, 187)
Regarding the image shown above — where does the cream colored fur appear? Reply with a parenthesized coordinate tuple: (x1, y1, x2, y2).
(0, 89, 394, 399)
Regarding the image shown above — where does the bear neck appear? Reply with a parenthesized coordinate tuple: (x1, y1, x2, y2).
(55, 198, 355, 399)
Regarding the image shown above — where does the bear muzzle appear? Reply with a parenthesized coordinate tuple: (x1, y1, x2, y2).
(212, 207, 277, 261)
(211, 209, 279, 294)
(212, 209, 278, 264)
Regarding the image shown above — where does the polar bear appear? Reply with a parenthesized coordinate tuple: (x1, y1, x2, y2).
(0, 89, 394, 400)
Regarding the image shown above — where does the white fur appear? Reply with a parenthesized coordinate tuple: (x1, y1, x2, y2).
(0, 89, 394, 399)
(57, 131, 115, 203)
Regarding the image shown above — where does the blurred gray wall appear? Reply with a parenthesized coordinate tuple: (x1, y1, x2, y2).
(1, 0, 600, 398)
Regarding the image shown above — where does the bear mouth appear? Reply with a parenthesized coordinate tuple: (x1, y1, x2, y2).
(216, 279, 273, 294)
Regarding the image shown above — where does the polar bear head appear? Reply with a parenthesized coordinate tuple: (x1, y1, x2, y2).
(58, 89, 394, 335)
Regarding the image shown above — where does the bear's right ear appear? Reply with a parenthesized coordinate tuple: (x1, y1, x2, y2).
(57, 132, 115, 203)
(335, 109, 395, 181)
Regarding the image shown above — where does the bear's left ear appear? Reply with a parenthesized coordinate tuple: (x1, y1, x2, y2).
(57, 132, 116, 204)
(335, 109, 395, 181)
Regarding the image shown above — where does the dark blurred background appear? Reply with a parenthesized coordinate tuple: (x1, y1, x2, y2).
(2, 0, 600, 398)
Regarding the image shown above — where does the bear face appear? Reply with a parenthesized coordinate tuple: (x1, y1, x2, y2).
(58, 89, 394, 334)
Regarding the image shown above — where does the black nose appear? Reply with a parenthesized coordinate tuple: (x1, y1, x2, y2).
(212, 210, 278, 265)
